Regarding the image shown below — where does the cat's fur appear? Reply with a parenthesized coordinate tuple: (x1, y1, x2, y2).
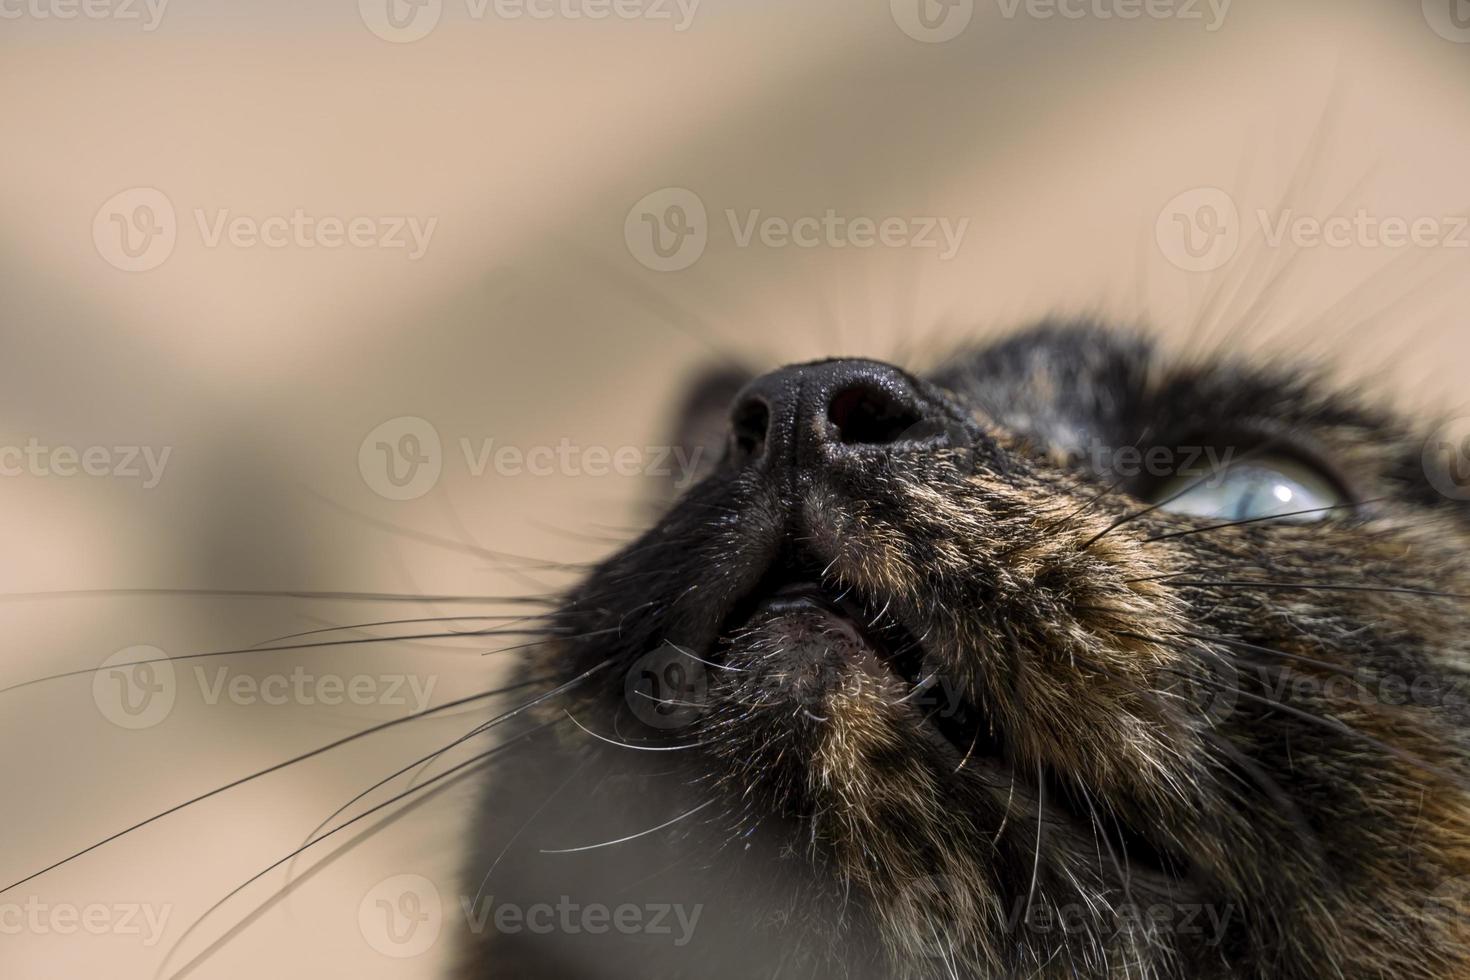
(462, 323, 1470, 979)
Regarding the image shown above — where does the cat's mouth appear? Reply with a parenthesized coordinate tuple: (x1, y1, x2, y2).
(703, 545, 1185, 883)
(712, 548, 1005, 760)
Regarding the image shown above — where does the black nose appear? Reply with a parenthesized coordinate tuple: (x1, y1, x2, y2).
(727, 359, 952, 475)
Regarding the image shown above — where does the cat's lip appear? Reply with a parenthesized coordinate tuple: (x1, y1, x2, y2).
(712, 569, 1004, 758)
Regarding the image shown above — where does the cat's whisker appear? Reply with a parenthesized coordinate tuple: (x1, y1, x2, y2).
(0, 674, 561, 897)
(0, 626, 575, 697)
(283, 714, 566, 886)
(1158, 665, 1470, 792)
(305, 488, 590, 572)
(159, 735, 528, 980)
(1161, 580, 1470, 601)
(538, 798, 715, 855)
(251, 611, 559, 647)
(1080, 445, 1268, 551)
(1139, 499, 1376, 543)
(472, 759, 594, 909)
(0, 587, 557, 604)
(565, 711, 710, 751)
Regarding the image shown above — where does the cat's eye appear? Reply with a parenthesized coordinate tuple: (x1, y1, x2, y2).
(1150, 455, 1348, 523)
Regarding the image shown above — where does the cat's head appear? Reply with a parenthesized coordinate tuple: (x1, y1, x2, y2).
(502, 323, 1470, 979)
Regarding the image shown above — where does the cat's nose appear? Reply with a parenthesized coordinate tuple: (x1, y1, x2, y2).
(726, 358, 954, 475)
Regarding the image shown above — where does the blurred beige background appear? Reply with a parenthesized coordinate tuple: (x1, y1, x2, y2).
(2, 1, 1469, 977)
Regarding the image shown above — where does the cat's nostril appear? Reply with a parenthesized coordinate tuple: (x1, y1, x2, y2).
(730, 398, 771, 460)
(827, 384, 923, 445)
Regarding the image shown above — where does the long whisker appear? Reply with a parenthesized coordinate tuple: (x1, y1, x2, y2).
(1140, 500, 1374, 543)
(0, 627, 572, 697)
(283, 659, 615, 869)
(284, 714, 566, 885)
(1170, 630, 1366, 683)
(538, 798, 715, 855)
(1160, 666, 1470, 790)
(564, 710, 709, 751)
(472, 758, 594, 908)
(251, 612, 557, 647)
(0, 675, 555, 897)
(305, 488, 588, 572)
(158, 736, 522, 980)
(1161, 580, 1470, 601)
(1116, 629, 1366, 685)
(0, 587, 556, 604)
(1081, 446, 1268, 550)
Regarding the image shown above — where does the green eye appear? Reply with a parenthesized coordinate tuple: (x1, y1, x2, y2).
(1152, 456, 1347, 523)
